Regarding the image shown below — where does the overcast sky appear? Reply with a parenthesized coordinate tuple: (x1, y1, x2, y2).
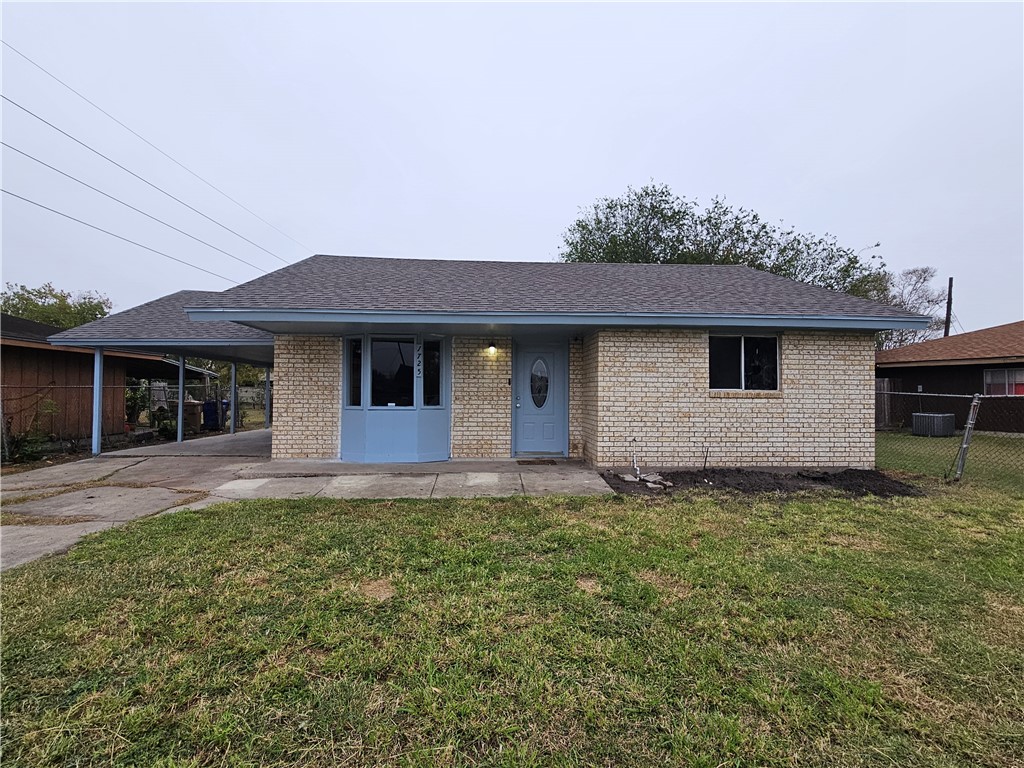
(2, 2, 1021, 332)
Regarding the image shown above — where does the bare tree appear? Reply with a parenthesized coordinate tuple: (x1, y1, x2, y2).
(876, 266, 947, 349)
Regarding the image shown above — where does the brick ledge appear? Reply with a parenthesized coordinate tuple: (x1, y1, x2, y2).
(709, 390, 784, 399)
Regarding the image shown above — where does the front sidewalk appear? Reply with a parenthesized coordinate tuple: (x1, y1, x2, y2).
(1, 447, 610, 571)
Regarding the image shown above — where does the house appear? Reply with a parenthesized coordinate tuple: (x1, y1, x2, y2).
(1, 312, 215, 441)
(876, 320, 1024, 396)
(875, 320, 1024, 433)
(52, 256, 929, 467)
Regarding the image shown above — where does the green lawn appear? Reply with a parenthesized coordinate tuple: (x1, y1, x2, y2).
(2, 488, 1023, 767)
(876, 431, 1024, 495)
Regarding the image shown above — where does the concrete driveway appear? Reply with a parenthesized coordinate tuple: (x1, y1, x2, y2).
(1, 430, 610, 571)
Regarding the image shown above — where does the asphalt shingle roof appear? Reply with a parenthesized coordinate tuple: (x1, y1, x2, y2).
(50, 291, 273, 343)
(876, 321, 1024, 365)
(184, 255, 923, 319)
(1, 313, 65, 343)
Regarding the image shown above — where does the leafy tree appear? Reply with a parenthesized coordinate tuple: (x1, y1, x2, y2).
(187, 360, 267, 387)
(559, 183, 887, 298)
(875, 266, 947, 350)
(1, 282, 112, 329)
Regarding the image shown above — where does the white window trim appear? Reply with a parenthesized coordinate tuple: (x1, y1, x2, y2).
(983, 367, 1024, 396)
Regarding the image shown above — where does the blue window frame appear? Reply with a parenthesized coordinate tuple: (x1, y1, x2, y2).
(344, 334, 447, 410)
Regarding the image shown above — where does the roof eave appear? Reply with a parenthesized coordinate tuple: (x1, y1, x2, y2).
(184, 307, 931, 332)
(47, 337, 271, 347)
(876, 355, 1024, 368)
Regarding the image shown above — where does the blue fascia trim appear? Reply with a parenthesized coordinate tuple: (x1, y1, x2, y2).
(184, 307, 931, 331)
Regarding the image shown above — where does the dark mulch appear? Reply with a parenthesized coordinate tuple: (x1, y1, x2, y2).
(602, 468, 922, 498)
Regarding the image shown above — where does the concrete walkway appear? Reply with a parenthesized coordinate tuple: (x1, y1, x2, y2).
(1, 437, 610, 571)
(106, 428, 272, 457)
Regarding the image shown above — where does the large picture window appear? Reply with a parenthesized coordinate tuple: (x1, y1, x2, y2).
(984, 368, 1024, 396)
(709, 335, 778, 391)
(371, 338, 415, 407)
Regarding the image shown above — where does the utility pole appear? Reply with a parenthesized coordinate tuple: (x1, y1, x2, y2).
(943, 277, 954, 337)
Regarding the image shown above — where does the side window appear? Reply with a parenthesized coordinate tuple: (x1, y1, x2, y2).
(709, 336, 778, 391)
(347, 338, 362, 406)
(423, 339, 442, 406)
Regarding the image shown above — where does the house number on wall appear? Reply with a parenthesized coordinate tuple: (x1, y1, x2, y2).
(415, 344, 423, 378)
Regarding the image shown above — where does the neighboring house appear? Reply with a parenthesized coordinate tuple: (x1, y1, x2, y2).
(1, 313, 213, 440)
(875, 320, 1024, 433)
(52, 256, 928, 467)
(876, 320, 1024, 396)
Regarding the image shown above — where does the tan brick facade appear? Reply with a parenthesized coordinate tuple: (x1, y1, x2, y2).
(580, 329, 875, 468)
(450, 336, 512, 458)
(568, 337, 585, 458)
(270, 329, 875, 468)
(271, 335, 342, 459)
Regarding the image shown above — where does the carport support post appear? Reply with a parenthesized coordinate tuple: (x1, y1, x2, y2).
(229, 363, 237, 435)
(91, 347, 104, 456)
(264, 367, 271, 429)
(177, 355, 185, 443)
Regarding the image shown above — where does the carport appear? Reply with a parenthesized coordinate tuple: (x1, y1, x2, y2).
(48, 290, 275, 455)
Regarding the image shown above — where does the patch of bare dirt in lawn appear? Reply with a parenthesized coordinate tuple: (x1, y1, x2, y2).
(638, 569, 691, 600)
(603, 468, 922, 498)
(358, 578, 395, 602)
(576, 576, 601, 595)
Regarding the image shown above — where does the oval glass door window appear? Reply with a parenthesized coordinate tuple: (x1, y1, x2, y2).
(530, 358, 549, 408)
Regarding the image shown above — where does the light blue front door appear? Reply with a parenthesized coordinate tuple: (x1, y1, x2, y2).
(513, 341, 567, 456)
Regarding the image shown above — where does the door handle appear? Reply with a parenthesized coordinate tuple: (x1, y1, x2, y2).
(515, 403, 521, 408)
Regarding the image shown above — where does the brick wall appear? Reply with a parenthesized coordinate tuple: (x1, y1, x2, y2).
(451, 336, 512, 458)
(580, 333, 600, 465)
(568, 337, 585, 458)
(581, 329, 876, 469)
(271, 335, 342, 459)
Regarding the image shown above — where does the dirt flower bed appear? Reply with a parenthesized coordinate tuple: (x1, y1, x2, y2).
(602, 467, 922, 497)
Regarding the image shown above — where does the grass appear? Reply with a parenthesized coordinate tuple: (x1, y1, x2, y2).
(2, 487, 1023, 767)
(876, 431, 1024, 495)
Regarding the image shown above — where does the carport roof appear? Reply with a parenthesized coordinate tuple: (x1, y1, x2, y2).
(49, 290, 274, 366)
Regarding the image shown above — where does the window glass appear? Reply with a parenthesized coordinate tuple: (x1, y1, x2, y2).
(744, 337, 778, 390)
(984, 369, 1024, 396)
(984, 370, 1006, 396)
(531, 358, 549, 408)
(347, 338, 362, 407)
(709, 337, 742, 389)
(423, 339, 442, 406)
(371, 338, 415, 406)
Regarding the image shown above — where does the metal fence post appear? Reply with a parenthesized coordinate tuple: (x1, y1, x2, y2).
(952, 394, 982, 482)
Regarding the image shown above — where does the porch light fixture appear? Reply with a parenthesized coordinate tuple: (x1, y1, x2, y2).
(487, 341, 497, 356)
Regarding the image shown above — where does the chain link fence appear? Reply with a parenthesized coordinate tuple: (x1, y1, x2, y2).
(875, 391, 1024, 494)
(1, 379, 272, 462)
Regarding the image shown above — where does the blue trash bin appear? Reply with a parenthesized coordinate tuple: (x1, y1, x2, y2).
(202, 400, 221, 431)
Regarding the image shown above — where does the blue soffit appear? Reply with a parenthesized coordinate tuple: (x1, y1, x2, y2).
(183, 307, 932, 332)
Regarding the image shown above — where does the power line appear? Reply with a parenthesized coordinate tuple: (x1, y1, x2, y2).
(1, 94, 290, 265)
(2, 189, 236, 284)
(2, 40, 312, 254)
(2, 141, 267, 274)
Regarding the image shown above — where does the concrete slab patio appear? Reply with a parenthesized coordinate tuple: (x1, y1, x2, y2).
(2, 431, 611, 570)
